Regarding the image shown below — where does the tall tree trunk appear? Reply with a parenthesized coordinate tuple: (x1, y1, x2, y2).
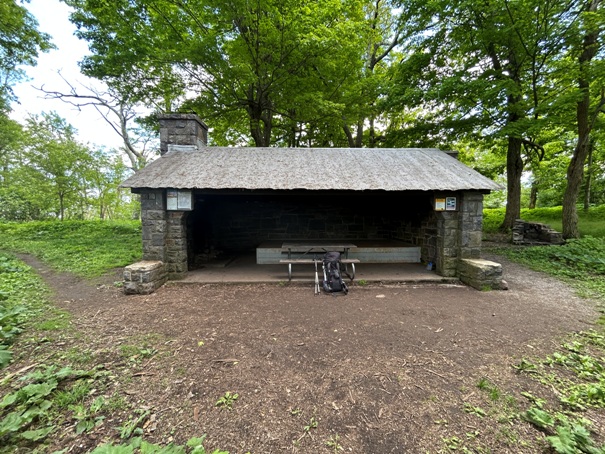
(369, 115, 376, 148)
(343, 123, 355, 148)
(59, 193, 65, 221)
(246, 86, 272, 147)
(583, 137, 594, 210)
(502, 136, 524, 230)
(529, 181, 538, 209)
(562, 0, 601, 239)
(354, 121, 363, 148)
(562, 99, 590, 239)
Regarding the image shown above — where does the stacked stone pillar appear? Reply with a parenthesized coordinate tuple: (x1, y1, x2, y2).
(141, 189, 167, 262)
(433, 191, 484, 277)
(166, 211, 189, 279)
(457, 192, 483, 259)
(434, 211, 458, 277)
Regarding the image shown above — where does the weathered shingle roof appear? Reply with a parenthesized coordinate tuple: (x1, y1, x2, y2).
(120, 147, 503, 192)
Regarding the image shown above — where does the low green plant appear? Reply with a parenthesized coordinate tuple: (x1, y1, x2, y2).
(303, 416, 318, 433)
(71, 396, 107, 434)
(483, 205, 605, 237)
(0, 365, 96, 445)
(476, 378, 502, 402)
(0, 253, 54, 368)
(90, 434, 229, 453)
(326, 434, 343, 453)
(523, 406, 604, 453)
(119, 344, 158, 364)
(215, 391, 238, 410)
(54, 379, 92, 408)
(463, 402, 486, 418)
(512, 358, 537, 373)
(118, 408, 150, 439)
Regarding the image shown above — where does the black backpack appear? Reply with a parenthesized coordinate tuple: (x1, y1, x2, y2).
(322, 251, 348, 295)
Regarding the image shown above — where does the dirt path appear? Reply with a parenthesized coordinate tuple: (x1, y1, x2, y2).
(13, 253, 602, 453)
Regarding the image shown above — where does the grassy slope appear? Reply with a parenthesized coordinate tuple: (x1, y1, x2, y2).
(483, 205, 605, 237)
(0, 220, 142, 278)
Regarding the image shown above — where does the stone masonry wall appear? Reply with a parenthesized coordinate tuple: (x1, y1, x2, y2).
(166, 211, 188, 279)
(433, 191, 484, 277)
(435, 211, 458, 277)
(158, 113, 208, 155)
(140, 189, 189, 280)
(141, 189, 167, 261)
(123, 261, 167, 295)
(458, 192, 483, 259)
(188, 192, 433, 254)
(458, 258, 503, 290)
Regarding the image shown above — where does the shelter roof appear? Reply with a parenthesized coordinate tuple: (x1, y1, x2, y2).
(120, 147, 503, 192)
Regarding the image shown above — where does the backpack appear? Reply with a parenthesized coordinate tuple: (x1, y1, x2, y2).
(322, 251, 348, 295)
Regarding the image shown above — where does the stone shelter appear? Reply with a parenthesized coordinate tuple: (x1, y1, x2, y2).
(120, 113, 503, 292)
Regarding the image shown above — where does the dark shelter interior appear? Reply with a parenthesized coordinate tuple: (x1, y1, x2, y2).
(185, 190, 434, 268)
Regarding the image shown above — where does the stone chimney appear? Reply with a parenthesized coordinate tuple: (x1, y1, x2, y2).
(158, 113, 208, 155)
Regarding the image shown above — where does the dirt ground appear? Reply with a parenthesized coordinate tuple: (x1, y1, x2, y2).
(12, 251, 603, 453)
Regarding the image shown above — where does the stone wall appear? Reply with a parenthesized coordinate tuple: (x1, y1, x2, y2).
(187, 192, 433, 256)
(123, 261, 167, 295)
(512, 219, 564, 245)
(166, 211, 188, 279)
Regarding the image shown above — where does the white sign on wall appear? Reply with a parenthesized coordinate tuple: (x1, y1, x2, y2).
(167, 189, 193, 211)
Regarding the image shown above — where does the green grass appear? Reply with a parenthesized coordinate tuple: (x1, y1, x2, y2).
(0, 220, 142, 278)
(483, 205, 605, 237)
(0, 253, 52, 368)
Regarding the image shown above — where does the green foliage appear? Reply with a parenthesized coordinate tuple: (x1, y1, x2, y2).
(90, 435, 229, 453)
(0, 112, 138, 222)
(0, 364, 95, 445)
(490, 235, 605, 300)
(0, 253, 49, 368)
(515, 329, 605, 453)
(64, 0, 404, 147)
(482, 208, 508, 234)
(0, 220, 142, 277)
(118, 409, 150, 439)
(0, 1, 54, 110)
(523, 407, 605, 454)
(483, 205, 605, 238)
(0, 254, 230, 454)
(215, 392, 238, 411)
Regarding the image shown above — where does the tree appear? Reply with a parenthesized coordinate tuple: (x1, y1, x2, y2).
(39, 73, 158, 171)
(20, 112, 95, 220)
(387, 0, 580, 229)
(64, 0, 376, 147)
(561, 0, 605, 238)
(0, 0, 53, 111)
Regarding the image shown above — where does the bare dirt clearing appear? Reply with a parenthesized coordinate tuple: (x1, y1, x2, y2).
(10, 253, 602, 453)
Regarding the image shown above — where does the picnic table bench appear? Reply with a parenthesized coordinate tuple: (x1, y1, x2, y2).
(278, 241, 360, 282)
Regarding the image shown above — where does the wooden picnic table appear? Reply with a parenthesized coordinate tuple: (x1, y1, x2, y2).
(281, 241, 357, 259)
(279, 241, 359, 290)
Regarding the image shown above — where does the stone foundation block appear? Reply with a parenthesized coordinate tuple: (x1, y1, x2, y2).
(123, 261, 167, 295)
(458, 258, 504, 290)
